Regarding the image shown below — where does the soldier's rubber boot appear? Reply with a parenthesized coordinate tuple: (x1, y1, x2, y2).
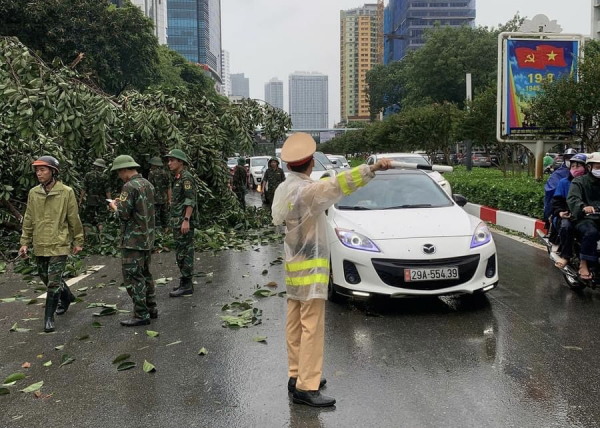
(55, 283, 76, 315)
(120, 317, 151, 327)
(148, 307, 158, 319)
(172, 277, 183, 291)
(43, 291, 60, 333)
(169, 278, 193, 297)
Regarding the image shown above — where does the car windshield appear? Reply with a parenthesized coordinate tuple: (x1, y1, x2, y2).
(386, 156, 430, 166)
(227, 158, 237, 166)
(250, 158, 269, 167)
(280, 159, 326, 172)
(331, 156, 348, 164)
(336, 172, 452, 210)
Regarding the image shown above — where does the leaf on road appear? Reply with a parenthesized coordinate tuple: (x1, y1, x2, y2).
(242, 274, 249, 278)
(117, 362, 136, 371)
(112, 354, 131, 364)
(26, 299, 38, 305)
(43, 361, 52, 367)
(3, 373, 25, 384)
(91, 322, 102, 328)
(59, 354, 75, 367)
(277, 291, 287, 297)
(266, 281, 277, 288)
(21, 362, 30, 369)
(20, 381, 43, 393)
(252, 336, 267, 343)
(221, 303, 230, 311)
(54, 345, 64, 351)
(86, 303, 117, 309)
(253, 289, 273, 297)
(146, 330, 159, 337)
(1, 298, 16, 303)
(261, 269, 268, 275)
(0, 388, 9, 395)
(93, 307, 117, 317)
(9, 322, 31, 333)
(143, 360, 156, 373)
(166, 340, 182, 347)
(198, 347, 208, 356)
(78, 334, 90, 341)
(76, 287, 88, 292)
(154, 277, 172, 285)
(563, 345, 583, 351)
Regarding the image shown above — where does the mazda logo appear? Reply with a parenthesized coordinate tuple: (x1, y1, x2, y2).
(422, 244, 436, 255)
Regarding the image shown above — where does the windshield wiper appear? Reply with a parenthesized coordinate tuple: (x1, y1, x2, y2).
(338, 206, 373, 210)
(383, 204, 433, 209)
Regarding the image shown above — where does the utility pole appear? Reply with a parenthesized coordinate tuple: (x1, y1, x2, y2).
(465, 73, 473, 171)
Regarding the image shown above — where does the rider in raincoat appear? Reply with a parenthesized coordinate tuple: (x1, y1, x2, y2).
(271, 133, 391, 407)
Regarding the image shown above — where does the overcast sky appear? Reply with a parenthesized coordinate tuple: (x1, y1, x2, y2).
(221, 0, 591, 127)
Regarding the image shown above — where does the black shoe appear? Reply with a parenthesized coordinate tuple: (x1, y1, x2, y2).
(169, 279, 193, 298)
(149, 308, 158, 319)
(120, 317, 151, 327)
(43, 292, 60, 333)
(292, 389, 336, 407)
(172, 278, 183, 291)
(56, 284, 75, 315)
(288, 377, 327, 393)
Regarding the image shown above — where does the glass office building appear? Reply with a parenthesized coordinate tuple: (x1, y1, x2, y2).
(167, 0, 222, 83)
(384, 0, 476, 63)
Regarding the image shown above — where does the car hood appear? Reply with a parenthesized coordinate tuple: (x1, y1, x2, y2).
(426, 171, 445, 183)
(332, 205, 477, 240)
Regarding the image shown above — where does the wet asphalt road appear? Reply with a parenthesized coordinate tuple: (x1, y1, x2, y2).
(2, 224, 600, 427)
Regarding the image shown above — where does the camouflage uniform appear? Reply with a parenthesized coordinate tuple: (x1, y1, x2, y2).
(263, 165, 286, 205)
(115, 174, 156, 320)
(81, 170, 109, 225)
(170, 169, 198, 281)
(232, 165, 247, 210)
(148, 167, 172, 228)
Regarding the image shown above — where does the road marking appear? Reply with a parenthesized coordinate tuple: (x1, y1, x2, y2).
(38, 265, 104, 299)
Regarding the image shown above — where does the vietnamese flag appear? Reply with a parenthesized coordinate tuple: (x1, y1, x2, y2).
(537, 45, 567, 67)
(515, 47, 544, 69)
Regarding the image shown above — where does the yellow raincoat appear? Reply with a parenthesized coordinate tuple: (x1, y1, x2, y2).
(272, 165, 375, 301)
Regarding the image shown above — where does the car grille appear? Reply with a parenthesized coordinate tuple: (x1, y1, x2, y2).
(371, 255, 481, 290)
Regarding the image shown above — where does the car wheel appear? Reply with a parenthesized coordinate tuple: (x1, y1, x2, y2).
(328, 263, 344, 304)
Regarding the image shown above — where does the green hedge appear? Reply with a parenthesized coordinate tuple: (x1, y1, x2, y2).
(446, 167, 546, 219)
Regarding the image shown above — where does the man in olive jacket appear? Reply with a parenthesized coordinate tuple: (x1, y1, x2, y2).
(19, 156, 84, 333)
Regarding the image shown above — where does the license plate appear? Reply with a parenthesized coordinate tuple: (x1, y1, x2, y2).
(404, 267, 459, 282)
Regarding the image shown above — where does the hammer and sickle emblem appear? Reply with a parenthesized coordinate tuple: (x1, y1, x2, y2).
(525, 53, 536, 63)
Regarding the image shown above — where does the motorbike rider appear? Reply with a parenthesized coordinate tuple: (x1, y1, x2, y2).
(545, 148, 578, 231)
(551, 153, 587, 268)
(567, 152, 600, 280)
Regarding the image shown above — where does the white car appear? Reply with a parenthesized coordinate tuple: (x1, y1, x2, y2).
(324, 169, 498, 300)
(249, 156, 271, 187)
(365, 153, 452, 195)
(327, 155, 350, 169)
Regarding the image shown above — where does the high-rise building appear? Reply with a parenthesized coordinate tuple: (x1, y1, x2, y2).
(167, 0, 222, 83)
(231, 73, 250, 98)
(264, 78, 284, 111)
(593, 0, 600, 40)
(384, 0, 476, 63)
(340, 4, 382, 123)
(221, 49, 231, 95)
(131, 0, 168, 44)
(289, 72, 329, 130)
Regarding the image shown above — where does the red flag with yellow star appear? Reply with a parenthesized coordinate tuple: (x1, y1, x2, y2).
(536, 45, 567, 67)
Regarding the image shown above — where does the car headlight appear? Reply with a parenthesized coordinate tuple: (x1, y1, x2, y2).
(471, 222, 491, 248)
(335, 228, 380, 252)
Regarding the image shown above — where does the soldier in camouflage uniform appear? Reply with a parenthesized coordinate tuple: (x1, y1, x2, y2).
(109, 155, 157, 326)
(79, 159, 111, 234)
(261, 157, 286, 207)
(165, 149, 198, 297)
(232, 157, 247, 210)
(148, 156, 172, 233)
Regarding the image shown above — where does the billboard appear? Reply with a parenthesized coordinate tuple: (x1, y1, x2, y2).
(501, 38, 580, 138)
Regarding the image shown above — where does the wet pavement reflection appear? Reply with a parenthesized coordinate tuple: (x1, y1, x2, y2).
(0, 231, 599, 427)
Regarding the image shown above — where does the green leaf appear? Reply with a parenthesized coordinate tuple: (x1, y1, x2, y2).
(54, 345, 64, 351)
(1, 298, 16, 303)
(0, 388, 9, 395)
(91, 322, 102, 328)
(59, 354, 75, 367)
(277, 291, 287, 297)
(3, 373, 25, 384)
(112, 354, 131, 364)
(261, 269, 268, 275)
(20, 381, 43, 393)
(146, 330, 159, 337)
(252, 336, 268, 343)
(198, 347, 208, 355)
(9, 323, 30, 333)
(93, 307, 117, 317)
(142, 360, 156, 373)
(78, 334, 90, 341)
(253, 289, 273, 297)
(117, 362, 136, 371)
(43, 361, 52, 367)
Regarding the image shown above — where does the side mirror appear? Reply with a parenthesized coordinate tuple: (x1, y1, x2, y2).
(453, 194, 468, 207)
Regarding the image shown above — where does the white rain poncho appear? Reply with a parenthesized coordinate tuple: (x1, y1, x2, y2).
(272, 165, 375, 301)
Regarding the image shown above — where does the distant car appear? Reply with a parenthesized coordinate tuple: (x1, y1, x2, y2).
(435, 152, 458, 165)
(249, 156, 271, 188)
(471, 152, 492, 168)
(314, 151, 338, 171)
(327, 155, 350, 169)
(365, 153, 452, 196)
(324, 169, 498, 301)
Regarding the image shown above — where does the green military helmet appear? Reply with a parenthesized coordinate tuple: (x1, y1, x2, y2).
(110, 155, 141, 171)
(93, 158, 106, 168)
(149, 156, 163, 166)
(269, 157, 279, 165)
(237, 157, 246, 166)
(164, 149, 189, 165)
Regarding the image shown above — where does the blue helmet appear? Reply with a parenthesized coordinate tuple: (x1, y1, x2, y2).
(570, 153, 587, 166)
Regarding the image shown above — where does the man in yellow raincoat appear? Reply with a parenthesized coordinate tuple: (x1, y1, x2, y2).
(272, 133, 392, 407)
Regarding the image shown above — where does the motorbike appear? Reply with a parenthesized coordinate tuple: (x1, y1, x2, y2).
(537, 211, 600, 291)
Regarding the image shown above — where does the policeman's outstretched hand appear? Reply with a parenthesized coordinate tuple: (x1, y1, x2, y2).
(370, 158, 393, 173)
(73, 246, 83, 255)
(18, 245, 28, 257)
